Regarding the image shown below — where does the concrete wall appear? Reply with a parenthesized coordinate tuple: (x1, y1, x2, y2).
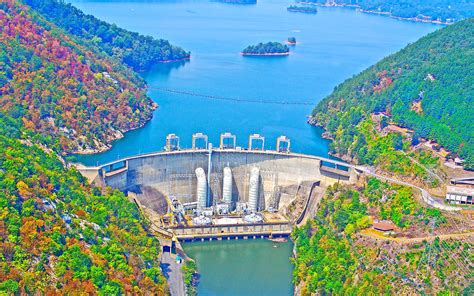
(85, 150, 355, 211)
(171, 222, 292, 240)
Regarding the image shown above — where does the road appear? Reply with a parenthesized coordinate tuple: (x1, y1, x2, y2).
(356, 166, 461, 211)
(360, 229, 474, 244)
(160, 251, 185, 296)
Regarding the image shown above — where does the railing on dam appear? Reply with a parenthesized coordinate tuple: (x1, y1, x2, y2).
(94, 148, 355, 172)
(170, 222, 292, 241)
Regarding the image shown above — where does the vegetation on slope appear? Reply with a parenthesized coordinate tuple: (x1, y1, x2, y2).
(22, 0, 190, 71)
(0, 115, 167, 294)
(311, 18, 474, 170)
(287, 5, 318, 14)
(242, 42, 290, 55)
(292, 180, 473, 295)
(303, 0, 474, 23)
(0, 0, 157, 154)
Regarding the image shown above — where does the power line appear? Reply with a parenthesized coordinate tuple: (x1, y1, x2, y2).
(147, 87, 316, 106)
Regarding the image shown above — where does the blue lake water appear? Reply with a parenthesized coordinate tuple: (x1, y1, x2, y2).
(71, 0, 439, 166)
(68, 1, 440, 294)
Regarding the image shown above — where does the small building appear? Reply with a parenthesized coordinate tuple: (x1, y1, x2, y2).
(373, 221, 395, 232)
(446, 186, 474, 205)
(454, 157, 465, 166)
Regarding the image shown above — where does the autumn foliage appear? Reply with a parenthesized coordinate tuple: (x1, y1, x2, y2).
(0, 0, 156, 154)
(0, 116, 168, 294)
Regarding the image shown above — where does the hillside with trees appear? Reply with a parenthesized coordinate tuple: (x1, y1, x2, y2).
(292, 181, 473, 295)
(0, 115, 167, 294)
(0, 1, 176, 293)
(0, 0, 161, 154)
(303, 0, 474, 23)
(310, 18, 474, 170)
(242, 42, 290, 56)
(23, 0, 190, 71)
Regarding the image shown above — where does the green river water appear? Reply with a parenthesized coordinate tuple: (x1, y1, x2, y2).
(182, 239, 294, 295)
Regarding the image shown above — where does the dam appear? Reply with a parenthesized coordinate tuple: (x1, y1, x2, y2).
(78, 133, 358, 240)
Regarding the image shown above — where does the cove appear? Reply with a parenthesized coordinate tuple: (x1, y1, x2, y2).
(70, 0, 440, 167)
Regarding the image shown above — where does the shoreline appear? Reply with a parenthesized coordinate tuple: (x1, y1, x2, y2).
(297, 2, 453, 25)
(70, 102, 158, 156)
(158, 56, 191, 64)
(287, 9, 317, 14)
(241, 52, 290, 56)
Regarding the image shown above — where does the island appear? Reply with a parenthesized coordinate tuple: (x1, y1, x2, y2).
(241, 42, 290, 56)
(287, 5, 317, 14)
(287, 37, 297, 45)
(215, 0, 257, 4)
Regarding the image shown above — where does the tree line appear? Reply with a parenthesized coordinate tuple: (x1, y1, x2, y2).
(23, 0, 190, 71)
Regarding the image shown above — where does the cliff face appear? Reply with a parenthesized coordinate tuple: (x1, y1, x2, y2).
(0, 0, 157, 154)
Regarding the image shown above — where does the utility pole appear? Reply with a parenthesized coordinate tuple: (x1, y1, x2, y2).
(207, 143, 213, 207)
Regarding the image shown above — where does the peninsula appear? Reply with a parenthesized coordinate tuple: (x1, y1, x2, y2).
(297, 0, 473, 24)
(242, 42, 290, 56)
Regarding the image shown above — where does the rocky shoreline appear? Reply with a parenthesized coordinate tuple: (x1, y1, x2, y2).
(71, 101, 158, 155)
(241, 52, 290, 56)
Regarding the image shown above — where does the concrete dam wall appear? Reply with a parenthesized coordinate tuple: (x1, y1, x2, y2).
(86, 150, 354, 212)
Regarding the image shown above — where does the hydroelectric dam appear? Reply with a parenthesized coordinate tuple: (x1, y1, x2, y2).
(77, 133, 359, 241)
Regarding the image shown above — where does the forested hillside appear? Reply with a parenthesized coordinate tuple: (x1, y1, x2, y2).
(311, 18, 474, 170)
(0, 0, 158, 154)
(0, 115, 167, 294)
(304, 0, 474, 23)
(292, 181, 473, 295)
(23, 0, 190, 71)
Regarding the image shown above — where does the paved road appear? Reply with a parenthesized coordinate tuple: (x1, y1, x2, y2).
(360, 229, 474, 244)
(161, 252, 185, 296)
(356, 166, 461, 211)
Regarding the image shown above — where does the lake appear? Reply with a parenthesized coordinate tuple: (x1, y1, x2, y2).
(71, 0, 439, 166)
(68, 0, 440, 294)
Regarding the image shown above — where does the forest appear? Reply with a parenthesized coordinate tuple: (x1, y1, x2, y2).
(0, 115, 167, 294)
(0, 1, 174, 293)
(311, 18, 474, 170)
(22, 0, 190, 71)
(0, 0, 158, 154)
(242, 42, 290, 55)
(292, 181, 473, 295)
(303, 0, 474, 23)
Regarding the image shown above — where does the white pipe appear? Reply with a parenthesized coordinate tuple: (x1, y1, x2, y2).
(196, 168, 207, 210)
(248, 167, 260, 212)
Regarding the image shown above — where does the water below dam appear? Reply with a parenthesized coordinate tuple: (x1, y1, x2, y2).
(68, 0, 441, 294)
(182, 239, 294, 295)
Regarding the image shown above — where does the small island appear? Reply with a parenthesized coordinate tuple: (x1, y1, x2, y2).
(287, 5, 318, 14)
(287, 37, 297, 45)
(216, 0, 257, 4)
(241, 42, 290, 56)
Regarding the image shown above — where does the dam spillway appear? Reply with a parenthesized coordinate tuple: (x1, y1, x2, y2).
(86, 149, 354, 210)
(78, 135, 357, 240)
